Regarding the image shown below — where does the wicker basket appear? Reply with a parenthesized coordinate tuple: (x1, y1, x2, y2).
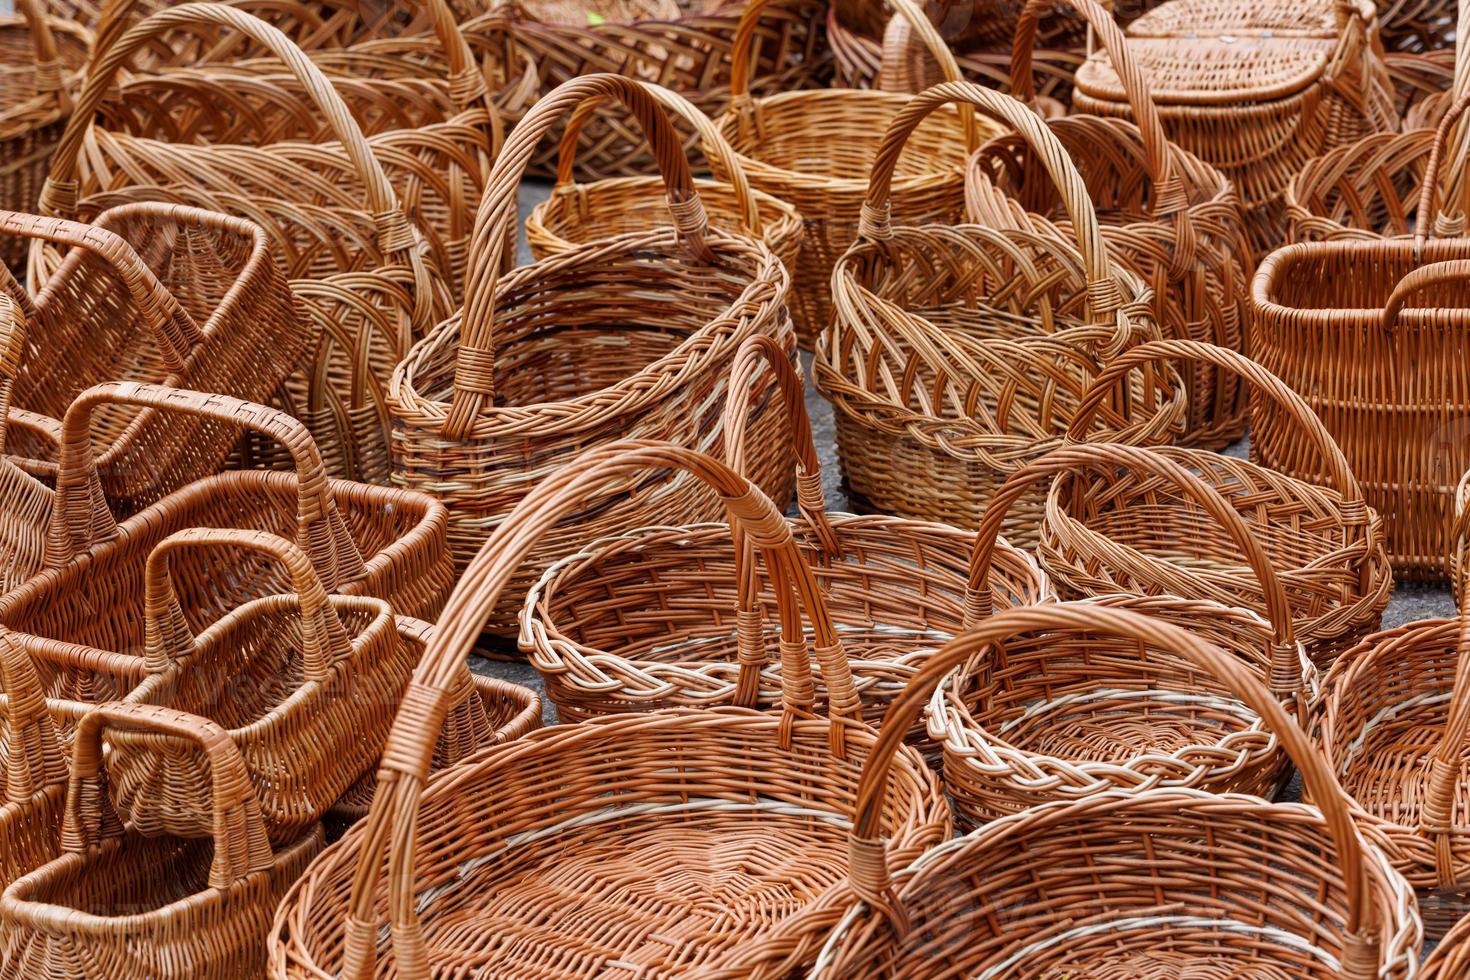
(1251, 236, 1470, 580)
(1040, 339, 1395, 668)
(525, 82, 804, 287)
(1387, 47, 1456, 118)
(270, 440, 950, 978)
(810, 601, 1422, 979)
(0, 287, 52, 595)
(0, 703, 324, 980)
(389, 73, 794, 633)
(460, 0, 829, 180)
(33, 3, 472, 486)
(1070, 0, 1397, 259)
(1378, 0, 1458, 52)
(0, 0, 87, 276)
(0, 382, 452, 715)
(712, 0, 989, 347)
(519, 334, 1050, 729)
(0, 626, 67, 900)
(966, 0, 1250, 450)
(1425, 908, 1470, 977)
(820, 80, 1184, 547)
(102, 528, 417, 846)
(930, 442, 1313, 827)
(0, 204, 311, 516)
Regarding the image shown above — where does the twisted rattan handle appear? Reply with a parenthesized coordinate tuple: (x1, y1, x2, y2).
(0, 210, 204, 372)
(965, 442, 1304, 700)
(859, 81, 1123, 325)
(48, 383, 366, 588)
(1414, 87, 1470, 256)
(848, 603, 1378, 969)
(0, 627, 67, 807)
(14, 0, 70, 115)
(341, 440, 861, 979)
(729, 0, 800, 101)
(1383, 259, 1470, 326)
(553, 83, 765, 236)
(142, 527, 354, 677)
(64, 702, 275, 889)
(443, 74, 711, 439)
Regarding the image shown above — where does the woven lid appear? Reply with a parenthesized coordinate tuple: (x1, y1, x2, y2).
(1127, 0, 1338, 37)
(1075, 34, 1333, 104)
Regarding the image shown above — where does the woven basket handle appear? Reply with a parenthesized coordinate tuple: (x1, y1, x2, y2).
(14, 0, 71, 116)
(48, 382, 366, 588)
(847, 602, 1379, 970)
(0, 289, 25, 457)
(553, 82, 765, 236)
(0, 628, 67, 807)
(0, 210, 204, 373)
(443, 73, 711, 439)
(64, 702, 275, 889)
(1414, 87, 1470, 255)
(860, 82, 1124, 327)
(1382, 259, 1470, 326)
(1012, 0, 1178, 208)
(964, 442, 1304, 701)
(142, 527, 354, 677)
(340, 440, 861, 979)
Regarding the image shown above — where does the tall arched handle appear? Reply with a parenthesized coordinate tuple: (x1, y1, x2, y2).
(1416, 88, 1470, 257)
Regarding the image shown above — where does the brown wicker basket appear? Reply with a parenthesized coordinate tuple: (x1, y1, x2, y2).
(809, 601, 1422, 979)
(820, 80, 1184, 547)
(1040, 339, 1395, 668)
(712, 0, 990, 347)
(0, 204, 312, 515)
(460, 0, 829, 180)
(1425, 907, 1470, 976)
(967, 0, 1251, 450)
(0, 381, 452, 715)
(0, 703, 324, 980)
(1251, 236, 1470, 580)
(0, 0, 87, 276)
(103, 528, 417, 846)
(1378, 0, 1457, 52)
(524, 82, 804, 286)
(1072, 0, 1398, 259)
(1386, 47, 1456, 119)
(270, 440, 950, 978)
(389, 73, 794, 633)
(519, 334, 1050, 729)
(929, 442, 1313, 827)
(0, 626, 67, 900)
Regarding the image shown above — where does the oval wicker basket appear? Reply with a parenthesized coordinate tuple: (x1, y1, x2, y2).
(525, 82, 804, 287)
(520, 334, 1049, 731)
(968, 0, 1251, 450)
(930, 442, 1314, 827)
(810, 602, 1422, 979)
(1040, 339, 1395, 668)
(820, 80, 1184, 546)
(270, 440, 950, 978)
(389, 73, 795, 633)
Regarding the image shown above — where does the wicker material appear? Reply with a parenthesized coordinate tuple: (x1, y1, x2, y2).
(0, 703, 324, 979)
(520, 334, 1050, 729)
(525, 82, 804, 289)
(0, 382, 452, 716)
(1071, 0, 1397, 259)
(461, 0, 828, 180)
(33, 3, 475, 486)
(271, 440, 950, 978)
(819, 80, 1184, 547)
(929, 442, 1313, 827)
(1377, 0, 1457, 52)
(712, 0, 988, 347)
(100, 528, 416, 846)
(811, 602, 1422, 979)
(0, 288, 51, 595)
(0, 627, 67, 902)
(1039, 339, 1395, 668)
(1424, 908, 1470, 977)
(966, 0, 1251, 449)
(0, 204, 311, 515)
(1387, 48, 1456, 120)
(1251, 234, 1470, 580)
(390, 74, 794, 634)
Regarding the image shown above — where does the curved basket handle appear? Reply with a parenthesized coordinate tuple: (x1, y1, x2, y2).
(553, 82, 765, 236)
(49, 382, 366, 589)
(0, 627, 68, 806)
(1415, 87, 1470, 257)
(15, 0, 71, 117)
(0, 288, 26, 457)
(860, 81, 1125, 329)
(443, 74, 712, 439)
(847, 603, 1378, 971)
(0, 210, 204, 372)
(340, 440, 861, 979)
(1382, 259, 1470, 327)
(966, 442, 1304, 701)
(1013, 0, 1182, 215)
(142, 527, 353, 677)
(64, 702, 275, 889)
